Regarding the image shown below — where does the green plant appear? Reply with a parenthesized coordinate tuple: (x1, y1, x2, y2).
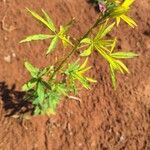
(20, 0, 138, 115)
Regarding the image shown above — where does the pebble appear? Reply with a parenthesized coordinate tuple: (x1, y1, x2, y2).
(12, 51, 16, 58)
(4, 55, 11, 63)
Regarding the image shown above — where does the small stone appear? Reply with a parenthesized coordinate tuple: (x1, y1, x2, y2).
(119, 135, 125, 142)
(12, 52, 16, 58)
(4, 55, 11, 63)
(78, 143, 82, 147)
(69, 131, 73, 136)
(4, 37, 8, 41)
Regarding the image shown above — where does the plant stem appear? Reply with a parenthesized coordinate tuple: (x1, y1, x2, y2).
(50, 15, 107, 80)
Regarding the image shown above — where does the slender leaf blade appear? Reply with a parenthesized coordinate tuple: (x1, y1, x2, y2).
(80, 38, 92, 44)
(122, 0, 135, 7)
(115, 60, 130, 73)
(120, 15, 137, 28)
(37, 81, 45, 103)
(41, 9, 56, 32)
(20, 34, 54, 43)
(25, 61, 39, 78)
(80, 45, 93, 57)
(46, 36, 59, 54)
(22, 78, 37, 91)
(100, 22, 115, 39)
(110, 64, 117, 89)
(27, 8, 54, 31)
(110, 51, 138, 59)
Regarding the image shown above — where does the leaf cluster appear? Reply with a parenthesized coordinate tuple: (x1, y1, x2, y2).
(22, 62, 68, 115)
(79, 21, 138, 87)
(20, 9, 73, 55)
(20, 1, 138, 115)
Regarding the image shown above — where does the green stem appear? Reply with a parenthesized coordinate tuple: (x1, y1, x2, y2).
(50, 15, 107, 80)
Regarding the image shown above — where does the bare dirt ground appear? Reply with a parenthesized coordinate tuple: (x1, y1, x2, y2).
(0, 0, 150, 150)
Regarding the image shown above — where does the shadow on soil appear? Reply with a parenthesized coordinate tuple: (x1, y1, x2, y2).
(0, 82, 32, 116)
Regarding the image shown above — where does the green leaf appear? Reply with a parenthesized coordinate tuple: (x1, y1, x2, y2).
(34, 106, 41, 115)
(120, 15, 137, 28)
(46, 36, 59, 54)
(116, 17, 121, 26)
(80, 38, 92, 44)
(79, 58, 88, 70)
(37, 81, 45, 103)
(86, 77, 97, 83)
(110, 52, 138, 59)
(115, 60, 129, 73)
(27, 8, 55, 31)
(69, 78, 78, 95)
(59, 26, 68, 35)
(110, 64, 117, 89)
(48, 92, 60, 111)
(110, 38, 117, 53)
(80, 45, 93, 57)
(46, 108, 56, 115)
(73, 73, 90, 89)
(32, 97, 40, 105)
(54, 83, 68, 96)
(122, 0, 135, 7)
(25, 61, 39, 78)
(59, 18, 74, 35)
(61, 36, 73, 47)
(100, 22, 115, 39)
(78, 66, 92, 75)
(95, 21, 107, 40)
(95, 44, 112, 62)
(41, 80, 51, 90)
(22, 78, 37, 91)
(96, 46, 129, 74)
(41, 9, 56, 32)
(99, 40, 114, 48)
(38, 67, 49, 77)
(65, 60, 80, 75)
(20, 34, 54, 43)
(95, 21, 115, 40)
(110, 6, 129, 17)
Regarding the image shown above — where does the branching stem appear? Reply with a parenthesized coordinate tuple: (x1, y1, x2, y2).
(50, 15, 107, 80)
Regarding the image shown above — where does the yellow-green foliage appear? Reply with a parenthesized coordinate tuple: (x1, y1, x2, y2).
(21, 0, 138, 115)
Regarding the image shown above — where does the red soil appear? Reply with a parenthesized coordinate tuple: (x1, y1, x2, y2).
(0, 0, 150, 149)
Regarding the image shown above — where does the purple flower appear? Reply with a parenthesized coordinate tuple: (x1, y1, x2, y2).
(98, 2, 107, 13)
